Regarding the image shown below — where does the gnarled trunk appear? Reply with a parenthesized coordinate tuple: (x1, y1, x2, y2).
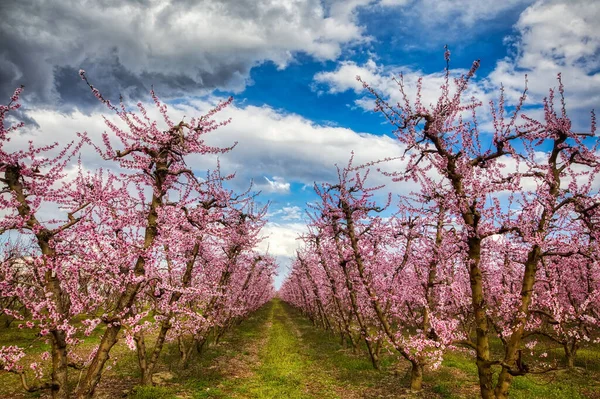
(564, 341, 578, 369)
(50, 331, 69, 399)
(76, 325, 120, 399)
(410, 362, 424, 391)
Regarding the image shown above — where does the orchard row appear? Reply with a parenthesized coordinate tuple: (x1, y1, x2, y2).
(280, 53, 600, 399)
(0, 74, 275, 398)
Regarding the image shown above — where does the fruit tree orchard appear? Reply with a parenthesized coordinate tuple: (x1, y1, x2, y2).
(280, 51, 600, 399)
(0, 50, 598, 399)
(0, 77, 276, 399)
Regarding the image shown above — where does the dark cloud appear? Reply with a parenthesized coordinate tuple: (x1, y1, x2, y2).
(53, 56, 150, 109)
(4, 108, 41, 129)
(0, 0, 365, 111)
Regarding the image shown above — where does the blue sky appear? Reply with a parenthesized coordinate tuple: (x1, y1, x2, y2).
(2, 0, 599, 287)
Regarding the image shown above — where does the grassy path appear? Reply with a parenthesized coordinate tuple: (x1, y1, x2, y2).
(185, 298, 399, 399)
(220, 298, 339, 398)
(2, 299, 597, 398)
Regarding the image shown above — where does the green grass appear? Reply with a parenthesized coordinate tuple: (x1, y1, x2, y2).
(236, 301, 310, 397)
(187, 299, 340, 398)
(1, 301, 600, 399)
(425, 345, 600, 399)
(0, 320, 51, 354)
(226, 300, 338, 398)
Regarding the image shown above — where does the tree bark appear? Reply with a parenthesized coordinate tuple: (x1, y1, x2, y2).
(50, 331, 69, 399)
(410, 362, 424, 391)
(564, 342, 577, 369)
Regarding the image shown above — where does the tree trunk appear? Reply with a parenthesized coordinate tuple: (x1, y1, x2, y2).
(564, 342, 577, 368)
(177, 336, 195, 369)
(134, 332, 149, 385)
(340, 329, 347, 347)
(365, 336, 380, 370)
(196, 337, 207, 355)
(494, 247, 541, 398)
(75, 325, 120, 399)
(138, 241, 201, 384)
(410, 362, 424, 391)
(494, 368, 513, 399)
(374, 337, 383, 361)
(476, 360, 495, 399)
(135, 330, 165, 386)
(50, 331, 69, 399)
(465, 237, 495, 399)
(5, 166, 73, 399)
(315, 237, 357, 352)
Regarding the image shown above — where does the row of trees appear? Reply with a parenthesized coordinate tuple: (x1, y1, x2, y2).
(0, 75, 275, 398)
(280, 53, 600, 399)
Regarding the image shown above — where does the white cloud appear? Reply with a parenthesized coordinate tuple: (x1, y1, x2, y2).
(272, 255, 293, 290)
(175, 98, 411, 189)
(281, 206, 303, 221)
(314, 59, 383, 95)
(314, 0, 599, 133)
(407, 0, 533, 26)
(378, 0, 411, 5)
(313, 58, 492, 118)
(9, 100, 410, 287)
(259, 176, 291, 194)
(1, 0, 545, 107)
(10, 90, 414, 197)
(488, 0, 600, 111)
(269, 205, 304, 221)
(257, 222, 307, 258)
(355, 0, 536, 46)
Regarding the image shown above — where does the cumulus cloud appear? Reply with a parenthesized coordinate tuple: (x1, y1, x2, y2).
(314, 0, 599, 132)
(488, 0, 600, 112)
(313, 58, 492, 118)
(174, 98, 411, 189)
(0, 0, 546, 111)
(313, 59, 383, 95)
(256, 221, 310, 289)
(272, 255, 293, 290)
(356, 0, 535, 47)
(257, 222, 307, 258)
(256, 221, 306, 288)
(407, 0, 533, 26)
(7, 92, 413, 196)
(5, 99, 413, 284)
(281, 206, 303, 221)
(0, 0, 372, 108)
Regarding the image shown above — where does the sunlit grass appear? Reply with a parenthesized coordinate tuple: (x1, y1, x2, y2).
(1, 301, 599, 398)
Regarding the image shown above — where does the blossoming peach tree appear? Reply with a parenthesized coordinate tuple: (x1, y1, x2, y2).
(281, 50, 599, 399)
(0, 75, 274, 398)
